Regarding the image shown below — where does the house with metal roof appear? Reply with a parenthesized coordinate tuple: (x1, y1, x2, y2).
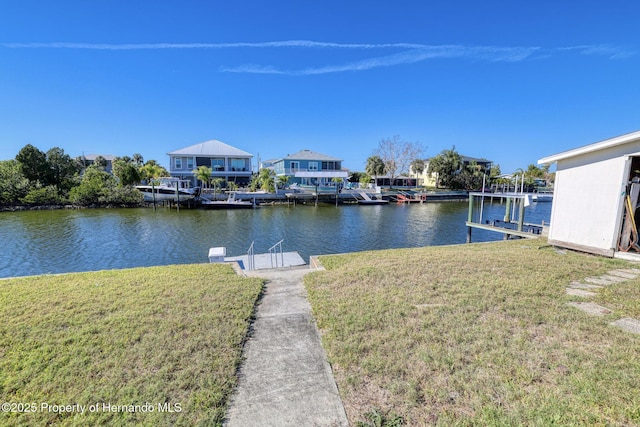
(168, 140, 253, 186)
(538, 130, 640, 259)
(272, 149, 347, 185)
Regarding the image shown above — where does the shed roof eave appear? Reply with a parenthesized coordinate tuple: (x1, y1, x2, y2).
(538, 130, 640, 165)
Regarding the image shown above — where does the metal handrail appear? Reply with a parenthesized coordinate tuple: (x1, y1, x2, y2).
(268, 239, 284, 268)
(247, 241, 255, 271)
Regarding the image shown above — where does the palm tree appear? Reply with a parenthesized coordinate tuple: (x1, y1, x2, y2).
(139, 162, 168, 183)
(410, 159, 425, 188)
(365, 156, 385, 188)
(428, 147, 461, 188)
(257, 168, 276, 193)
(277, 175, 290, 190)
(249, 174, 260, 192)
(193, 165, 212, 189)
(211, 177, 224, 197)
(359, 173, 372, 189)
(132, 153, 144, 166)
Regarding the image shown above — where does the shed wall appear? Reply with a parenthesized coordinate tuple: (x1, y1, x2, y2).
(547, 141, 640, 254)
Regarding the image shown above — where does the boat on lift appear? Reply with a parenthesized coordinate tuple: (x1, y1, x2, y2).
(135, 177, 201, 203)
(200, 192, 257, 209)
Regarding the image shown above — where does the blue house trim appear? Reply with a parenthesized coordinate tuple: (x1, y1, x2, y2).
(272, 149, 343, 185)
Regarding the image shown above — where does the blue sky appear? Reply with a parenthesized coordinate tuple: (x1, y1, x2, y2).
(1, 1, 638, 173)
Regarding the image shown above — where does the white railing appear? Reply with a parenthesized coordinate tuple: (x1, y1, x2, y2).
(283, 167, 340, 175)
(268, 239, 284, 268)
(247, 241, 255, 271)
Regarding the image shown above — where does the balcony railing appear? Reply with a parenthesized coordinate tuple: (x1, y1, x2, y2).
(210, 166, 251, 173)
(283, 167, 338, 174)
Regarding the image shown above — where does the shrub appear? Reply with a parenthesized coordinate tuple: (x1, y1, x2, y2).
(20, 185, 64, 205)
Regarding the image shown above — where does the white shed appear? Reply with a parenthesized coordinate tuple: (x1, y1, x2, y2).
(538, 130, 640, 258)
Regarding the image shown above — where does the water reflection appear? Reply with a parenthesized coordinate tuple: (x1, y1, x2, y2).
(0, 201, 551, 278)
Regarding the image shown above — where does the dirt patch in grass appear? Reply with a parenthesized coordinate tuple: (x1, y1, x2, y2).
(0, 264, 263, 426)
(306, 239, 640, 425)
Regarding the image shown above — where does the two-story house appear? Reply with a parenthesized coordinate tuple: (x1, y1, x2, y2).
(168, 140, 253, 187)
(271, 149, 347, 186)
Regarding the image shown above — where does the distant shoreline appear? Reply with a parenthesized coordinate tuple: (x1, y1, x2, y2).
(0, 203, 144, 212)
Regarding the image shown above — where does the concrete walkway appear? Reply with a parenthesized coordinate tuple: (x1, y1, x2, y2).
(566, 268, 640, 334)
(225, 266, 349, 427)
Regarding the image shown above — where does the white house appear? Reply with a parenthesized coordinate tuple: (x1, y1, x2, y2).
(168, 140, 253, 187)
(271, 149, 346, 185)
(538, 130, 640, 258)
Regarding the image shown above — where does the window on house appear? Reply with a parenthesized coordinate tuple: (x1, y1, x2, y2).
(322, 161, 338, 170)
(211, 159, 225, 171)
(230, 159, 245, 171)
(175, 158, 182, 169)
(309, 162, 319, 171)
(290, 161, 300, 172)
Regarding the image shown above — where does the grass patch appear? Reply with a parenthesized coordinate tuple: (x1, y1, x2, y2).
(306, 239, 640, 425)
(0, 264, 263, 426)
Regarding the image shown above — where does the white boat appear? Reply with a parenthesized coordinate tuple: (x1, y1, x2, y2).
(532, 193, 553, 202)
(135, 178, 201, 203)
(200, 193, 257, 209)
(292, 182, 342, 195)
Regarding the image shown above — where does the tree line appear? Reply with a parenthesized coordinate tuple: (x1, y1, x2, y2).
(1, 139, 553, 207)
(358, 137, 552, 191)
(0, 144, 169, 207)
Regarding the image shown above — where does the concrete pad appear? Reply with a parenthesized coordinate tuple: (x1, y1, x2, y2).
(599, 274, 630, 283)
(568, 281, 603, 290)
(583, 277, 617, 286)
(566, 288, 597, 297)
(225, 267, 348, 427)
(567, 302, 613, 316)
(225, 252, 306, 270)
(607, 270, 639, 279)
(615, 268, 640, 275)
(610, 318, 640, 334)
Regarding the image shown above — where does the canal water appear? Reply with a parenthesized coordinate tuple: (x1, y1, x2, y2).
(0, 200, 552, 278)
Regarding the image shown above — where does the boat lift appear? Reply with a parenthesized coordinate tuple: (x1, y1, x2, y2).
(465, 192, 547, 243)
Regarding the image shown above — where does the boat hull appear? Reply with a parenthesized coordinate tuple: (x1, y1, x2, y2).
(200, 201, 256, 209)
(136, 186, 198, 202)
(532, 194, 553, 202)
(358, 200, 389, 205)
(136, 178, 200, 203)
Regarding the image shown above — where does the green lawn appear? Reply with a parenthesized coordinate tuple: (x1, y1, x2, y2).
(0, 264, 263, 426)
(306, 239, 640, 426)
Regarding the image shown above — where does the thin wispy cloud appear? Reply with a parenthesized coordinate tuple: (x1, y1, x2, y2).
(0, 40, 427, 50)
(559, 44, 637, 60)
(222, 46, 541, 76)
(1, 40, 633, 75)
